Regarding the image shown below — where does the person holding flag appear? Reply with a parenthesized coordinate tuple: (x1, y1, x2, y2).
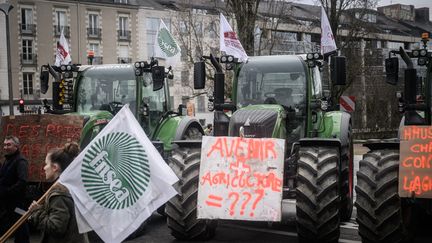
(28, 143, 88, 243)
(153, 19, 181, 68)
(219, 13, 248, 62)
(55, 28, 72, 67)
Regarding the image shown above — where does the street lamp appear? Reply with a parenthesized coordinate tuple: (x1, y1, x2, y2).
(0, 3, 14, 115)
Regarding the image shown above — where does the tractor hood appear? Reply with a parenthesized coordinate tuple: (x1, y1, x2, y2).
(228, 105, 285, 138)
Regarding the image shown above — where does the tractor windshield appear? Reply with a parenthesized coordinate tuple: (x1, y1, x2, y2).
(236, 55, 307, 109)
(76, 65, 137, 115)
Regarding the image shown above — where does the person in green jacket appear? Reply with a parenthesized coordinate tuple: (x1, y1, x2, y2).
(28, 143, 88, 243)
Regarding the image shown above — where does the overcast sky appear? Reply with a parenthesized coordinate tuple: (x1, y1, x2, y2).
(295, 0, 432, 20)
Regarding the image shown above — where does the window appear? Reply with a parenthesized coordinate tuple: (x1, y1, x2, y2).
(22, 39, 33, 61)
(55, 10, 67, 32)
(179, 21, 188, 34)
(181, 96, 188, 105)
(181, 47, 188, 61)
(21, 8, 33, 31)
(119, 16, 128, 36)
(146, 17, 159, 58)
(181, 71, 189, 86)
(23, 73, 34, 95)
(197, 96, 205, 112)
(118, 45, 130, 63)
(89, 43, 100, 56)
(89, 14, 99, 36)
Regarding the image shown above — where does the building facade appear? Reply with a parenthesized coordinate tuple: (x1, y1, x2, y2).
(1, 0, 431, 135)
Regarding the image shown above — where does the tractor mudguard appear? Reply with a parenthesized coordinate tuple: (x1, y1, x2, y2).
(78, 111, 113, 148)
(318, 111, 351, 147)
(174, 116, 204, 140)
(155, 116, 204, 151)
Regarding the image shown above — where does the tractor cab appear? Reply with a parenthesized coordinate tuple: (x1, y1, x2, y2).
(73, 64, 169, 136)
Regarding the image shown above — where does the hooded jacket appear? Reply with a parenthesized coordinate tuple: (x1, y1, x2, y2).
(29, 183, 87, 243)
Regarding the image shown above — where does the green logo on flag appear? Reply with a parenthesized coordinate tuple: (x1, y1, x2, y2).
(158, 28, 179, 57)
(81, 132, 150, 209)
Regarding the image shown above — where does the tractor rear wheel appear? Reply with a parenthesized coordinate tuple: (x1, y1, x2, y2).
(166, 146, 216, 240)
(355, 149, 408, 243)
(296, 146, 340, 243)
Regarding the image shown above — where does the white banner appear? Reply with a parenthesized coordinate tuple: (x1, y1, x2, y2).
(321, 6, 337, 55)
(153, 19, 181, 67)
(55, 28, 72, 66)
(219, 13, 248, 62)
(59, 105, 178, 243)
(197, 136, 285, 221)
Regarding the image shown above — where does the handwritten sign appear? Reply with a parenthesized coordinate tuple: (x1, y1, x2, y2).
(0, 114, 83, 182)
(197, 136, 285, 221)
(399, 126, 432, 198)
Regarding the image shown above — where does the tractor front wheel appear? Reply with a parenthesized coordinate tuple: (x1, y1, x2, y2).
(166, 146, 217, 240)
(296, 146, 341, 243)
(355, 149, 408, 243)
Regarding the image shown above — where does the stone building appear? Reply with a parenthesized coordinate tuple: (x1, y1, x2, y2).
(0, 0, 431, 136)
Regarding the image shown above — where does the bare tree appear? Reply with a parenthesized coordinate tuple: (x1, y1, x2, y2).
(226, 0, 261, 56)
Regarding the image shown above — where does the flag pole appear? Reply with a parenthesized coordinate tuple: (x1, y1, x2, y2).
(0, 182, 58, 243)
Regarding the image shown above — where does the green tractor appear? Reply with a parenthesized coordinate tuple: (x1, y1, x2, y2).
(40, 59, 204, 153)
(37, 60, 204, 239)
(355, 34, 432, 242)
(166, 53, 353, 242)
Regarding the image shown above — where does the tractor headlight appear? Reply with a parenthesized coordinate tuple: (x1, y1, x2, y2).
(220, 56, 227, 63)
(134, 62, 140, 68)
(313, 53, 320, 59)
(412, 50, 419, 57)
(420, 49, 427, 57)
(418, 57, 428, 66)
(227, 55, 234, 62)
(307, 53, 314, 60)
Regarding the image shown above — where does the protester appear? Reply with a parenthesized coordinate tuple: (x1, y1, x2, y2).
(0, 135, 30, 243)
(204, 124, 213, 135)
(28, 143, 88, 243)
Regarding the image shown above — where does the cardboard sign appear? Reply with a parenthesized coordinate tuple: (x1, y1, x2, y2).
(399, 126, 432, 198)
(197, 136, 285, 221)
(0, 114, 83, 182)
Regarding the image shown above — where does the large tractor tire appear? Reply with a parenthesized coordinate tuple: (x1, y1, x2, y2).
(340, 122, 354, 221)
(166, 146, 217, 240)
(355, 149, 408, 243)
(296, 146, 341, 243)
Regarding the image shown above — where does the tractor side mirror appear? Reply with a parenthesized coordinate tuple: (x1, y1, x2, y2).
(330, 56, 346, 85)
(385, 57, 399, 85)
(194, 61, 205, 89)
(152, 66, 165, 91)
(40, 65, 49, 94)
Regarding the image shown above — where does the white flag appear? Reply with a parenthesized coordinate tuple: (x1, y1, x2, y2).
(59, 105, 178, 243)
(55, 28, 72, 66)
(219, 13, 248, 62)
(153, 19, 181, 67)
(321, 6, 337, 55)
